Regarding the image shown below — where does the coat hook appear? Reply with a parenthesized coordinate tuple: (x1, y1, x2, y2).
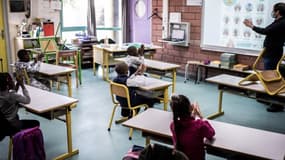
(148, 8, 162, 20)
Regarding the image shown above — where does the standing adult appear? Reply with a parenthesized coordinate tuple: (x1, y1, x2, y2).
(244, 2, 285, 112)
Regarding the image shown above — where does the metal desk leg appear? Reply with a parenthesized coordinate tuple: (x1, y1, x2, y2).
(145, 137, 150, 146)
(77, 50, 82, 85)
(207, 90, 225, 119)
(67, 73, 72, 97)
(54, 105, 79, 160)
(172, 69, 176, 93)
(163, 87, 169, 111)
(103, 52, 110, 81)
(197, 65, 201, 84)
(184, 63, 189, 83)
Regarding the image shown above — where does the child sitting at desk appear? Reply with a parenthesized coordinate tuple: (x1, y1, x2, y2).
(170, 94, 215, 160)
(0, 72, 39, 133)
(126, 45, 145, 76)
(15, 49, 50, 91)
(113, 62, 158, 117)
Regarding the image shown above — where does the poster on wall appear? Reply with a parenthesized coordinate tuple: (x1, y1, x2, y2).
(186, 0, 202, 6)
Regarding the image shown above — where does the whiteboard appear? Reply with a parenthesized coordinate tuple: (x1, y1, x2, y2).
(201, 0, 285, 55)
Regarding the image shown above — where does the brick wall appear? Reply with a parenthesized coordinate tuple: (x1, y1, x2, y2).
(151, 0, 261, 74)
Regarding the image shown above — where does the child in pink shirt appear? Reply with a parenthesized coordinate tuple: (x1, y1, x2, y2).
(170, 94, 215, 160)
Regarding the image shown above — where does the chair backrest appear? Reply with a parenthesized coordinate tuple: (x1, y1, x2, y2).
(110, 81, 131, 107)
(39, 38, 58, 53)
(12, 126, 46, 160)
(139, 143, 189, 160)
(56, 50, 78, 66)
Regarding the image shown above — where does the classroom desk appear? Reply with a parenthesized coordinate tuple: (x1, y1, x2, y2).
(137, 77, 172, 110)
(21, 85, 79, 160)
(115, 57, 180, 93)
(122, 108, 285, 160)
(29, 48, 82, 85)
(39, 63, 75, 97)
(206, 74, 285, 119)
(93, 44, 161, 81)
(11, 63, 75, 97)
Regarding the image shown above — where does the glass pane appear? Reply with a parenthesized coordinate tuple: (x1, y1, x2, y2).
(95, 0, 122, 28)
(62, 0, 88, 27)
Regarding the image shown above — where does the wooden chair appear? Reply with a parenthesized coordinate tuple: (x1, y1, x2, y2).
(56, 49, 80, 88)
(239, 48, 285, 95)
(108, 81, 148, 140)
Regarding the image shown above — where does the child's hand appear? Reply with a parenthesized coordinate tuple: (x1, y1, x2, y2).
(136, 64, 146, 75)
(36, 53, 44, 62)
(192, 102, 203, 119)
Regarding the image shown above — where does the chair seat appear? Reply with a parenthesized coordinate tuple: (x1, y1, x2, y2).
(260, 70, 282, 82)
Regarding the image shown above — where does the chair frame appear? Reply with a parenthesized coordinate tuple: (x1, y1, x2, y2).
(239, 48, 285, 95)
(108, 81, 148, 140)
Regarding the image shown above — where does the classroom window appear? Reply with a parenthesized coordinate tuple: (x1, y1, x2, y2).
(61, 0, 122, 43)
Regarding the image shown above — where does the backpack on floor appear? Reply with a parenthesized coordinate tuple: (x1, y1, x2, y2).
(122, 145, 145, 160)
(13, 126, 46, 160)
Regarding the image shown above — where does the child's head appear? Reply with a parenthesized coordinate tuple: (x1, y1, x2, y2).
(170, 94, 192, 119)
(17, 49, 30, 62)
(127, 46, 138, 56)
(115, 62, 129, 75)
(0, 72, 15, 91)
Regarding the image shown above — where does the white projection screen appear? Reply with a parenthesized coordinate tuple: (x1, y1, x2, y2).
(201, 0, 285, 55)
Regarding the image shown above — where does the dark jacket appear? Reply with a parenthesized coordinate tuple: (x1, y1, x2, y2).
(253, 17, 285, 57)
(113, 74, 139, 107)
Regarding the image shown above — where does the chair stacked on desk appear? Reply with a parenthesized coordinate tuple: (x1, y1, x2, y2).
(239, 48, 285, 95)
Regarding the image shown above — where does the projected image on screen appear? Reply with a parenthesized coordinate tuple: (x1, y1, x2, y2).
(202, 0, 282, 54)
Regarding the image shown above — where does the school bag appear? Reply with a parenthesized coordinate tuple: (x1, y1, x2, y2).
(12, 126, 46, 160)
(122, 145, 144, 160)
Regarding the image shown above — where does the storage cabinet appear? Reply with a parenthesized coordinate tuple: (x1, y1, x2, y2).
(79, 40, 98, 68)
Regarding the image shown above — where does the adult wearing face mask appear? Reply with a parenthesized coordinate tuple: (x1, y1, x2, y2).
(243, 2, 285, 112)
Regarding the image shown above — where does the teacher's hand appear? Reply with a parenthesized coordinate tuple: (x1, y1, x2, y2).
(243, 19, 253, 28)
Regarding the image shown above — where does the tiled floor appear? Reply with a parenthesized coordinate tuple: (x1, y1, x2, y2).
(0, 68, 284, 160)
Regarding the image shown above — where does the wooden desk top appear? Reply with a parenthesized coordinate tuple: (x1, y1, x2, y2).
(20, 85, 78, 113)
(93, 44, 161, 53)
(116, 57, 180, 71)
(206, 74, 285, 97)
(123, 108, 285, 160)
(39, 63, 75, 76)
(138, 77, 172, 90)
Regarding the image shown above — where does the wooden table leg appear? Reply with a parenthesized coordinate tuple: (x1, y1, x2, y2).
(207, 90, 224, 119)
(67, 73, 72, 97)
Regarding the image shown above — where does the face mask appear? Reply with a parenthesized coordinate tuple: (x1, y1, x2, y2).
(271, 11, 277, 18)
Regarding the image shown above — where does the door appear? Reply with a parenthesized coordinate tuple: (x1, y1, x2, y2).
(0, 0, 7, 72)
(129, 0, 151, 44)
